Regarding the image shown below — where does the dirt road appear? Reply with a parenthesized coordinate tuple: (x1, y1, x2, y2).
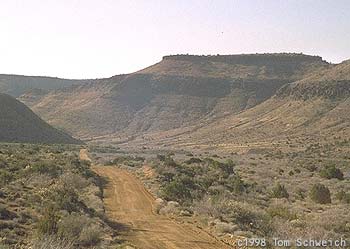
(81, 150, 232, 249)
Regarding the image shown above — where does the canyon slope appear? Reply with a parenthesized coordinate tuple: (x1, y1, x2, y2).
(19, 53, 329, 143)
(0, 93, 81, 144)
(158, 59, 350, 152)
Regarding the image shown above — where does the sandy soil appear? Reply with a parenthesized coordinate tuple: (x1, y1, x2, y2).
(79, 149, 232, 249)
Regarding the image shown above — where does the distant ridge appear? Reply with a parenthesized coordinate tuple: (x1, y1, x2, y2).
(0, 74, 89, 97)
(0, 93, 81, 144)
(19, 53, 330, 141)
(163, 53, 326, 65)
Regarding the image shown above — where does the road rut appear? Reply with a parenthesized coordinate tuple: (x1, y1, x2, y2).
(92, 165, 232, 249)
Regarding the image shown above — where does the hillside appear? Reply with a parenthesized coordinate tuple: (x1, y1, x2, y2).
(19, 53, 329, 141)
(0, 93, 81, 144)
(0, 74, 89, 97)
(277, 59, 350, 99)
(151, 59, 350, 152)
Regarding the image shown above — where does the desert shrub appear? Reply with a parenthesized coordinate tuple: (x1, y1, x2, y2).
(37, 206, 59, 235)
(71, 159, 95, 179)
(31, 235, 74, 249)
(49, 185, 81, 213)
(218, 160, 235, 176)
(134, 156, 145, 162)
(228, 203, 273, 236)
(0, 205, 7, 218)
(0, 205, 16, 220)
(157, 154, 166, 161)
(335, 190, 350, 204)
(78, 224, 102, 246)
(0, 170, 12, 186)
(57, 213, 90, 241)
(156, 168, 176, 183)
(59, 172, 89, 191)
(320, 165, 344, 180)
(164, 156, 177, 167)
(303, 163, 317, 172)
(215, 221, 237, 234)
(194, 195, 231, 219)
(267, 205, 297, 221)
(310, 184, 331, 204)
(31, 162, 61, 177)
(271, 183, 289, 199)
(278, 168, 284, 175)
(158, 201, 181, 215)
(184, 157, 202, 164)
(227, 175, 246, 194)
(295, 188, 306, 200)
(156, 156, 246, 204)
(229, 204, 257, 229)
(109, 155, 145, 165)
(160, 176, 195, 203)
(0, 145, 111, 246)
(27, 173, 53, 188)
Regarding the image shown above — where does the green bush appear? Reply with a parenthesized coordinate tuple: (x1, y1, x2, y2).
(271, 183, 289, 199)
(310, 184, 331, 204)
(319, 164, 344, 180)
(161, 176, 195, 203)
(155, 156, 246, 204)
(0, 144, 109, 247)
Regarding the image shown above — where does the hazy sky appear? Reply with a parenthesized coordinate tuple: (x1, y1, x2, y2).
(1, 0, 349, 79)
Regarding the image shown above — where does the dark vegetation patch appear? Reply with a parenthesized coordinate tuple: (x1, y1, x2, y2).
(0, 143, 118, 248)
(147, 151, 350, 241)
